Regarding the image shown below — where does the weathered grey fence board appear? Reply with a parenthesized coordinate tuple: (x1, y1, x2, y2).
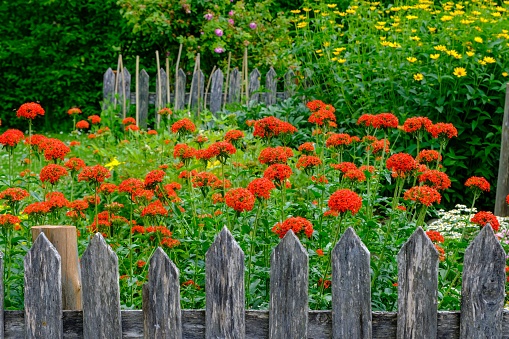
(332, 227, 372, 338)
(143, 247, 181, 339)
(228, 68, 241, 104)
(205, 227, 245, 338)
(495, 82, 509, 216)
(175, 69, 186, 111)
(265, 67, 277, 106)
(81, 233, 122, 339)
(155, 68, 168, 111)
(397, 227, 438, 339)
(460, 225, 506, 339)
(209, 69, 224, 114)
(138, 69, 149, 130)
(284, 70, 296, 99)
(248, 68, 261, 103)
(116, 67, 131, 115)
(269, 230, 308, 338)
(190, 69, 205, 110)
(24, 232, 63, 338)
(103, 68, 116, 110)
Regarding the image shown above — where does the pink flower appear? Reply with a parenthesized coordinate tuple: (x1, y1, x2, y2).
(204, 13, 213, 20)
(215, 29, 223, 37)
(249, 22, 257, 29)
(214, 47, 225, 53)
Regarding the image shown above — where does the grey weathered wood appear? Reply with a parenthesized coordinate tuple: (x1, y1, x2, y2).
(116, 67, 131, 116)
(0, 251, 3, 339)
(155, 68, 168, 111)
(209, 68, 223, 114)
(103, 68, 116, 110)
(81, 233, 122, 339)
(265, 67, 277, 105)
(495, 83, 509, 216)
(190, 69, 205, 110)
(24, 232, 63, 338)
(175, 69, 186, 111)
(228, 68, 241, 103)
(284, 70, 296, 99)
(205, 226, 245, 339)
(460, 225, 506, 339)
(248, 68, 261, 103)
(332, 227, 372, 338)
(397, 226, 438, 339)
(143, 247, 181, 339)
(269, 230, 308, 338)
(138, 69, 149, 130)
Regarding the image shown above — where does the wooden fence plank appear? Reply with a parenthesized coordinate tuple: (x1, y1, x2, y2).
(248, 68, 261, 103)
(284, 70, 296, 99)
(269, 230, 308, 338)
(228, 68, 241, 104)
(81, 233, 122, 339)
(190, 69, 205, 111)
(24, 232, 62, 338)
(205, 226, 245, 339)
(175, 69, 186, 111)
(116, 67, 131, 117)
(209, 68, 224, 114)
(143, 247, 181, 339)
(138, 69, 150, 130)
(397, 227, 438, 339)
(332, 227, 372, 338)
(265, 67, 277, 106)
(103, 68, 116, 111)
(495, 82, 509, 216)
(155, 68, 168, 111)
(460, 225, 506, 339)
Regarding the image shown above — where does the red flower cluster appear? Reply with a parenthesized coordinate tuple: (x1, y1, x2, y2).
(418, 170, 451, 190)
(118, 178, 144, 198)
(225, 188, 255, 212)
(328, 189, 362, 215)
(24, 201, 51, 216)
(191, 171, 219, 188)
(125, 125, 140, 132)
(171, 118, 196, 134)
(296, 155, 322, 170)
(331, 162, 357, 173)
(98, 183, 118, 195)
(144, 170, 165, 189)
(173, 144, 196, 162)
(67, 107, 82, 115)
(195, 135, 208, 145)
(386, 153, 417, 177)
(158, 108, 173, 116)
(343, 169, 366, 182)
(416, 150, 442, 164)
(368, 139, 390, 154)
(298, 142, 315, 154)
(403, 186, 441, 206)
(0, 214, 21, 229)
(471, 211, 500, 231)
(428, 123, 458, 139)
(272, 216, 314, 238)
(263, 164, 292, 185)
(41, 138, 71, 161)
(402, 117, 433, 133)
(307, 100, 336, 126)
(17, 102, 45, 119)
(357, 114, 375, 127)
(247, 178, 276, 200)
(208, 141, 236, 163)
(224, 130, 245, 143)
(40, 164, 68, 185)
(65, 157, 86, 173)
(78, 165, 111, 184)
(46, 191, 70, 210)
(76, 120, 90, 129)
(326, 133, 351, 148)
(141, 200, 168, 217)
(88, 115, 101, 124)
(0, 187, 29, 202)
(122, 117, 136, 125)
(425, 230, 444, 243)
(371, 113, 399, 129)
(0, 129, 24, 148)
(464, 176, 490, 192)
(258, 146, 294, 165)
(253, 117, 297, 139)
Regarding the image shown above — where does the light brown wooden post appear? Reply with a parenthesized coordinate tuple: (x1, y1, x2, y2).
(495, 83, 509, 216)
(31, 226, 82, 311)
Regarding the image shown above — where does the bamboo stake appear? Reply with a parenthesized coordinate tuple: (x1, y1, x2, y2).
(244, 48, 249, 105)
(197, 54, 201, 116)
(119, 54, 126, 119)
(135, 55, 140, 126)
(166, 57, 170, 125)
(223, 52, 232, 111)
(174, 44, 183, 112)
(204, 66, 217, 112)
(156, 50, 162, 128)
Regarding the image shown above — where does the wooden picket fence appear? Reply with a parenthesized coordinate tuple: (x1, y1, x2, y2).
(103, 65, 297, 129)
(1, 225, 508, 338)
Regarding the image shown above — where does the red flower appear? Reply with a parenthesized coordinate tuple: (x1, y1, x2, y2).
(428, 123, 458, 139)
(272, 216, 314, 238)
(311, 175, 329, 183)
(98, 183, 118, 195)
(0, 188, 29, 202)
(418, 170, 451, 190)
(298, 142, 315, 154)
(171, 118, 196, 134)
(131, 226, 146, 234)
(225, 188, 255, 212)
(402, 117, 433, 133)
(224, 130, 245, 143)
(0, 129, 24, 148)
(331, 162, 357, 173)
(316, 249, 324, 256)
(144, 170, 165, 189)
(17, 102, 45, 119)
(147, 130, 157, 135)
(64, 157, 86, 173)
(68, 199, 89, 211)
(307, 101, 336, 126)
(247, 178, 276, 200)
(67, 107, 82, 115)
(122, 117, 136, 125)
(0, 214, 21, 229)
(326, 133, 351, 148)
(141, 200, 168, 217)
(306, 99, 327, 111)
(368, 139, 390, 154)
(88, 115, 101, 124)
(158, 108, 173, 116)
(119, 178, 144, 196)
(386, 153, 417, 177)
(125, 125, 140, 132)
(207, 141, 236, 163)
(416, 150, 442, 164)
(403, 186, 441, 206)
(465, 176, 490, 192)
(46, 191, 70, 210)
(344, 169, 366, 182)
(24, 201, 51, 215)
(506, 194, 509, 205)
(328, 189, 362, 215)
(426, 230, 444, 243)
(76, 120, 90, 129)
(372, 113, 399, 129)
(173, 144, 196, 162)
(78, 165, 111, 184)
(263, 164, 292, 185)
(296, 155, 322, 171)
(192, 171, 219, 188)
(40, 164, 68, 185)
(41, 138, 71, 161)
(359, 165, 375, 173)
(253, 117, 296, 139)
(357, 114, 375, 127)
(471, 211, 500, 231)
(70, 141, 80, 147)
(258, 146, 293, 165)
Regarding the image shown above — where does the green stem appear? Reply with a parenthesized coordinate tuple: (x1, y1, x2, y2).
(246, 202, 263, 307)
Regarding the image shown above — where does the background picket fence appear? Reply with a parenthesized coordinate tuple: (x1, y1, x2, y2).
(103, 65, 297, 129)
(0, 224, 507, 338)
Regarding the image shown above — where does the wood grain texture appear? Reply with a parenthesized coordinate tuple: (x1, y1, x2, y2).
(269, 230, 308, 339)
(205, 227, 245, 339)
(460, 225, 506, 339)
(31, 226, 82, 311)
(103, 68, 116, 110)
(143, 247, 181, 339)
(495, 82, 509, 216)
(155, 68, 168, 111)
(116, 67, 131, 116)
(228, 68, 241, 103)
(283, 70, 296, 99)
(175, 69, 187, 111)
(397, 226, 438, 339)
(265, 67, 277, 106)
(138, 69, 149, 130)
(248, 68, 261, 103)
(81, 233, 122, 339)
(332, 227, 372, 338)
(24, 232, 63, 338)
(190, 69, 205, 110)
(209, 68, 224, 114)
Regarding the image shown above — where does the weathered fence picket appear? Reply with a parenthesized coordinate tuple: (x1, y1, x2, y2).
(248, 68, 261, 103)
(209, 68, 224, 114)
(102, 68, 116, 111)
(228, 68, 241, 104)
(265, 67, 277, 106)
(155, 68, 168, 126)
(115, 67, 131, 117)
(190, 69, 204, 111)
(175, 69, 186, 111)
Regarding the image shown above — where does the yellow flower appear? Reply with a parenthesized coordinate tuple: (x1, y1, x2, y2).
(296, 22, 308, 28)
(483, 56, 496, 63)
(428, 27, 437, 33)
(492, 12, 501, 17)
(327, 4, 337, 8)
(502, 72, 508, 77)
(478, 60, 487, 66)
(430, 54, 440, 59)
(290, 10, 301, 14)
(323, 42, 330, 47)
(337, 59, 347, 64)
(472, 10, 481, 15)
(314, 9, 320, 13)
(303, 7, 311, 12)
(474, 37, 483, 43)
(453, 67, 467, 77)
(407, 57, 417, 63)
(466, 51, 475, 57)
(346, 9, 356, 14)
(406, 15, 418, 20)
(410, 36, 421, 41)
(413, 73, 424, 81)
(207, 160, 221, 169)
(441, 15, 453, 21)
(105, 157, 124, 170)
(315, 49, 323, 54)
(434, 45, 447, 51)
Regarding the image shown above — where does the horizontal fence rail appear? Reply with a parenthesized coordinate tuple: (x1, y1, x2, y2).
(5, 225, 506, 338)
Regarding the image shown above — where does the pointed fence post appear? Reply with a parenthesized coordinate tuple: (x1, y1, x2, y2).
(205, 227, 245, 338)
(143, 247, 182, 339)
(284, 70, 296, 99)
(116, 67, 131, 118)
(209, 69, 224, 115)
(138, 69, 150, 130)
(81, 233, 122, 339)
(265, 67, 277, 106)
(332, 227, 372, 338)
(269, 230, 308, 338)
(175, 69, 186, 111)
(24, 233, 63, 338)
(460, 225, 506, 338)
(191, 69, 205, 112)
(397, 227, 438, 339)
(248, 68, 261, 103)
(228, 68, 241, 104)
(103, 68, 116, 111)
